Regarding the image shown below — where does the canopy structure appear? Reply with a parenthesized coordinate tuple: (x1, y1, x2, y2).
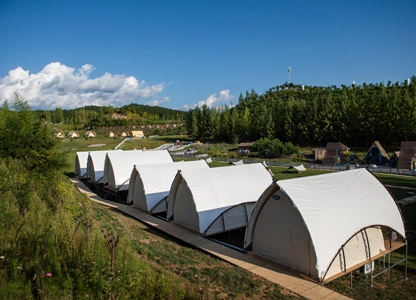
(75, 151, 90, 178)
(364, 141, 389, 166)
(127, 160, 210, 213)
(244, 168, 406, 283)
(167, 163, 273, 236)
(86, 150, 122, 183)
(103, 150, 173, 191)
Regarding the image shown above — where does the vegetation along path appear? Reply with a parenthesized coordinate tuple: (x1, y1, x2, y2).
(70, 177, 351, 300)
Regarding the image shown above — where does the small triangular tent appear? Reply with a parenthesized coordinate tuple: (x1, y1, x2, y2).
(229, 159, 244, 165)
(364, 141, 389, 166)
(85, 130, 96, 137)
(397, 141, 416, 170)
(244, 168, 406, 283)
(322, 142, 350, 165)
(54, 130, 65, 138)
(287, 164, 306, 173)
(167, 163, 273, 236)
(103, 150, 173, 191)
(121, 131, 129, 137)
(87, 150, 122, 183)
(75, 151, 90, 178)
(68, 131, 80, 138)
(109, 131, 116, 138)
(127, 160, 210, 213)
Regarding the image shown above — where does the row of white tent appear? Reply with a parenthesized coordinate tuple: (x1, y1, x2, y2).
(75, 150, 406, 284)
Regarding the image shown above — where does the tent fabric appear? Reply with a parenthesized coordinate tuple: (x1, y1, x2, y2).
(75, 151, 90, 178)
(167, 163, 273, 235)
(86, 150, 122, 183)
(127, 160, 210, 212)
(288, 164, 306, 172)
(244, 168, 406, 281)
(104, 150, 173, 191)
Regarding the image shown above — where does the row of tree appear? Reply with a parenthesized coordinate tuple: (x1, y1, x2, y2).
(185, 77, 416, 147)
(35, 103, 186, 129)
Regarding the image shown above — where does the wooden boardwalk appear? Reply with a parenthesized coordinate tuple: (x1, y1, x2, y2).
(70, 178, 350, 300)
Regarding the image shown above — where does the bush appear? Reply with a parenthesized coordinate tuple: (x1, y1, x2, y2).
(252, 138, 300, 157)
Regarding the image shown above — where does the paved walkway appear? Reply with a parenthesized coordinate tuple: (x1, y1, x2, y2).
(70, 178, 351, 300)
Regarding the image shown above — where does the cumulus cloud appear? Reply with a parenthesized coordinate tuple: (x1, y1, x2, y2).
(182, 89, 235, 110)
(145, 97, 170, 106)
(0, 62, 166, 109)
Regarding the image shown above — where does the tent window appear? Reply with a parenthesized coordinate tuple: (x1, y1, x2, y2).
(272, 194, 281, 200)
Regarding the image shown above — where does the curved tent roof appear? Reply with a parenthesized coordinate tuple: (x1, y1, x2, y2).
(167, 163, 273, 236)
(127, 160, 210, 212)
(87, 150, 122, 183)
(244, 168, 406, 282)
(75, 151, 90, 178)
(104, 150, 173, 191)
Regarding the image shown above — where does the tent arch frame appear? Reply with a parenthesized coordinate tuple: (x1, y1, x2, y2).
(321, 224, 408, 286)
(203, 201, 255, 236)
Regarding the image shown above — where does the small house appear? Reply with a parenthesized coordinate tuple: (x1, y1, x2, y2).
(397, 141, 416, 170)
(131, 130, 144, 138)
(322, 142, 350, 165)
(238, 142, 254, 154)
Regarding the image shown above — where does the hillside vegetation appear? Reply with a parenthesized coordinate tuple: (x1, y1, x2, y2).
(0, 93, 296, 299)
(186, 78, 416, 147)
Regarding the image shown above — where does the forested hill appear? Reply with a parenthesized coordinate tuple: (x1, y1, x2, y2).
(186, 77, 416, 147)
(35, 103, 187, 127)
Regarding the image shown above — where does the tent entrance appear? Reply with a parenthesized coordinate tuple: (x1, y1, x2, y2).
(322, 226, 408, 287)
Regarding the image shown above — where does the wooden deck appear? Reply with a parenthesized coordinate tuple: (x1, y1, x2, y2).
(70, 178, 351, 300)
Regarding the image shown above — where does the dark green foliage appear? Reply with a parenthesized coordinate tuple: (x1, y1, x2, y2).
(252, 138, 300, 157)
(185, 76, 416, 147)
(0, 93, 68, 173)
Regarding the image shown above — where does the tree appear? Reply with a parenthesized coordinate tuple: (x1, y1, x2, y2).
(0, 93, 67, 173)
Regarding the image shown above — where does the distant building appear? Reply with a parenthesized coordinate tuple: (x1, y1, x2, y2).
(131, 130, 144, 138)
(322, 142, 350, 165)
(238, 142, 254, 154)
(397, 141, 416, 170)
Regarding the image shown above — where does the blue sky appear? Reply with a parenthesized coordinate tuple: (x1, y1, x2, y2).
(0, 0, 415, 110)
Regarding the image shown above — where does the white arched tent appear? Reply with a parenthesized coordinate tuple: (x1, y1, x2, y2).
(167, 163, 274, 236)
(244, 168, 407, 284)
(75, 151, 90, 178)
(86, 150, 122, 183)
(127, 160, 210, 213)
(103, 150, 173, 191)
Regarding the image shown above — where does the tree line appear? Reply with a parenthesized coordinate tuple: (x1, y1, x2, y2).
(185, 77, 416, 147)
(35, 103, 186, 129)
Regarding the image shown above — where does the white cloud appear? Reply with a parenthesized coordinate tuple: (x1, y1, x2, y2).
(0, 62, 166, 109)
(181, 89, 235, 110)
(145, 97, 170, 106)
